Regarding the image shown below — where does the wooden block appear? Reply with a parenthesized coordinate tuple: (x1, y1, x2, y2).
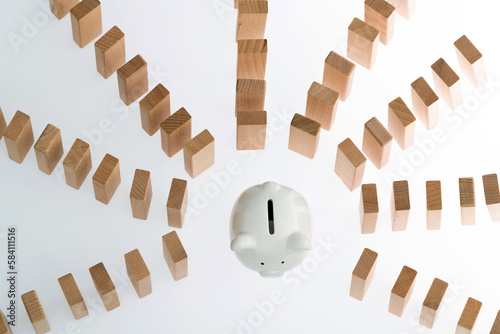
(389, 266, 417, 317)
(386, 0, 415, 19)
(362, 117, 393, 169)
(235, 78, 266, 114)
(411, 77, 439, 130)
(388, 97, 416, 150)
(391, 180, 410, 231)
(34, 124, 64, 175)
(288, 113, 321, 159)
(482, 174, 500, 222)
(490, 310, 500, 334)
(305, 81, 339, 131)
(236, 1, 268, 41)
(237, 39, 267, 80)
(419, 278, 448, 328)
(21, 291, 50, 334)
(95, 26, 126, 79)
(323, 51, 356, 101)
(334, 138, 367, 191)
(0, 107, 6, 140)
(457, 298, 482, 334)
(364, 0, 395, 45)
(167, 178, 188, 228)
(454, 35, 486, 88)
(236, 110, 267, 150)
(350, 248, 378, 301)
(160, 108, 192, 157)
(92, 154, 120, 204)
(3, 110, 34, 164)
(431, 58, 463, 110)
(58, 273, 88, 320)
(139, 83, 170, 136)
(0, 310, 12, 334)
(426, 181, 442, 230)
(63, 138, 92, 190)
(360, 184, 379, 234)
(117, 54, 148, 105)
(70, 0, 102, 48)
(347, 18, 379, 70)
(459, 177, 475, 226)
(124, 249, 152, 298)
(89, 262, 120, 311)
(49, 0, 79, 19)
(130, 169, 152, 220)
(183, 130, 215, 178)
(162, 231, 188, 281)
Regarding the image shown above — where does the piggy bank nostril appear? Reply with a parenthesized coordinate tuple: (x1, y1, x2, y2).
(281, 261, 284, 264)
(260, 262, 264, 265)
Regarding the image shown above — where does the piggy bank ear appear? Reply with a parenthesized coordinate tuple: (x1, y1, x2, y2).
(286, 232, 311, 251)
(231, 234, 257, 252)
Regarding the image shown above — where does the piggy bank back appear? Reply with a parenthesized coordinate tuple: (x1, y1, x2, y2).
(230, 182, 312, 278)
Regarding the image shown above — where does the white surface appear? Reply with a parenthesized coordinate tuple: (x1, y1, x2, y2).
(1, 0, 500, 333)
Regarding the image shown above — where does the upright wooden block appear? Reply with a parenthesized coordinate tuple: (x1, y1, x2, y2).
(391, 180, 410, 231)
(34, 124, 64, 175)
(360, 184, 379, 234)
(139, 84, 170, 136)
(89, 263, 119, 311)
(388, 97, 416, 150)
(236, 1, 268, 41)
(490, 310, 500, 334)
(117, 54, 148, 105)
(58, 273, 88, 320)
(184, 130, 215, 178)
(411, 77, 439, 130)
(323, 51, 356, 101)
(389, 266, 418, 317)
(364, 0, 395, 45)
(92, 154, 120, 204)
(70, 0, 102, 48)
(459, 177, 475, 226)
(167, 178, 188, 228)
(124, 249, 152, 298)
(420, 278, 448, 328)
(162, 231, 188, 281)
(347, 18, 380, 70)
(160, 108, 192, 157)
(63, 138, 92, 190)
(236, 110, 267, 150)
(426, 181, 442, 230)
(130, 169, 152, 220)
(305, 81, 339, 131)
(457, 298, 482, 334)
(362, 117, 393, 169)
(0, 310, 12, 334)
(335, 138, 367, 191)
(288, 113, 321, 159)
(0, 107, 6, 140)
(236, 78, 266, 114)
(237, 39, 267, 80)
(482, 174, 500, 222)
(386, 0, 415, 19)
(50, 0, 79, 19)
(3, 110, 34, 164)
(431, 58, 463, 110)
(350, 248, 378, 301)
(454, 35, 486, 88)
(95, 26, 126, 79)
(21, 291, 50, 334)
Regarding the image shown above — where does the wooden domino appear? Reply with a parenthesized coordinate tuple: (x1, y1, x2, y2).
(34, 124, 64, 175)
(236, 110, 267, 150)
(482, 174, 500, 222)
(388, 97, 416, 150)
(391, 180, 410, 231)
(130, 169, 152, 220)
(323, 51, 356, 101)
(335, 138, 367, 191)
(92, 154, 121, 205)
(235, 78, 266, 114)
(454, 35, 486, 88)
(431, 58, 463, 110)
(3, 110, 34, 164)
(360, 184, 379, 234)
(0, 107, 6, 140)
(49, 0, 79, 19)
(362, 117, 393, 169)
(167, 178, 188, 228)
(305, 81, 339, 131)
(288, 113, 321, 159)
(364, 0, 396, 45)
(63, 138, 92, 190)
(419, 278, 448, 328)
(426, 180, 442, 230)
(21, 290, 50, 334)
(89, 262, 120, 311)
(124, 249, 152, 298)
(350, 248, 378, 301)
(237, 39, 267, 80)
(160, 107, 192, 157)
(386, 0, 415, 19)
(162, 231, 188, 281)
(456, 298, 482, 334)
(0, 309, 12, 334)
(95, 26, 126, 79)
(236, 1, 268, 41)
(139, 83, 170, 136)
(490, 311, 500, 334)
(389, 266, 417, 317)
(459, 177, 475, 226)
(117, 54, 148, 105)
(411, 77, 439, 130)
(70, 0, 102, 48)
(58, 273, 88, 320)
(347, 18, 379, 70)
(183, 129, 215, 178)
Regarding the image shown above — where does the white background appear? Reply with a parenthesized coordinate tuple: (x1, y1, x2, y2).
(1, 0, 500, 333)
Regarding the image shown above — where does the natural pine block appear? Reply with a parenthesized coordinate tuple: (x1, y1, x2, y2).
(95, 26, 126, 79)
(335, 138, 367, 191)
(92, 154, 120, 205)
(391, 180, 410, 231)
(184, 130, 215, 178)
(388, 97, 416, 150)
(360, 184, 379, 234)
(21, 291, 50, 334)
(347, 18, 380, 70)
(350, 248, 378, 301)
(483, 174, 500, 222)
(288, 113, 321, 159)
(237, 39, 267, 80)
(236, 1, 268, 41)
(89, 263, 120, 311)
(457, 298, 482, 334)
(130, 169, 152, 220)
(236, 110, 267, 150)
(160, 108, 192, 157)
(364, 0, 395, 45)
(389, 266, 417, 317)
(117, 54, 148, 105)
(459, 177, 475, 226)
(454, 35, 486, 88)
(162, 231, 188, 281)
(235, 79, 266, 114)
(426, 181, 442, 230)
(305, 81, 339, 131)
(420, 278, 448, 329)
(167, 178, 188, 228)
(0, 309, 12, 334)
(63, 138, 92, 190)
(323, 51, 356, 101)
(139, 84, 170, 136)
(124, 249, 152, 298)
(34, 124, 64, 175)
(58, 273, 88, 320)
(411, 77, 439, 130)
(0, 107, 7, 140)
(386, 0, 415, 19)
(3, 110, 34, 164)
(431, 58, 463, 110)
(362, 117, 393, 169)
(70, 0, 102, 48)
(490, 310, 500, 334)
(50, 0, 79, 19)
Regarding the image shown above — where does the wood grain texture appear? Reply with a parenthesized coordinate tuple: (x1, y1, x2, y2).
(323, 51, 356, 101)
(70, 0, 102, 48)
(386, 0, 415, 19)
(183, 129, 215, 178)
(63, 138, 92, 190)
(130, 169, 152, 220)
(58, 273, 88, 320)
(391, 180, 410, 231)
(360, 184, 379, 234)
(483, 174, 500, 222)
(411, 77, 439, 130)
(160, 107, 192, 157)
(431, 58, 462, 110)
(490, 310, 500, 334)
(89, 262, 120, 311)
(426, 180, 442, 230)
(236, 1, 268, 41)
(347, 18, 379, 69)
(389, 266, 417, 317)
(459, 177, 475, 226)
(364, 0, 395, 45)
(95, 25, 125, 79)
(0, 107, 6, 141)
(235, 78, 266, 114)
(362, 117, 393, 169)
(162, 231, 188, 281)
(92, 154, 120, 204)
(3, 110, 34, 164)
(237, 39, 267, 80)
(305, 81, 339, 131)
(236, 110, 267, 150)
(117, 54, 148, 105)
(34, 124, 64, 175)
(454, 35, 486, 88)
(457, 298, 482, 334)
(49, 0, 79, 19)
(419, 278, 448, 329)
(21, 290, 50, 334)
(139, 83, 170, 136)
(388, 97, 416, 150)
(335, 138, 367, 191)
(288, 113, 321, 159)
(124, 249, 152, 298)
(0, 310, 12, 334)
(350, 248, 378, 301)
(167, 178, 188, 228)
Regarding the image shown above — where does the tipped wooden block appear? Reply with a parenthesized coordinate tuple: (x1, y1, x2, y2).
(0, 107, 6, 140)
(305, 81, 339, 131)
(130, 169, 152, 220)
(350, 248, 378, 301)
(63, 138, 92, 190)
(89, 263, 119, 311)
(237, 39, 267, 80)
(490, 310, 500, 334)
(360, 184, 379, 234)
(364, 0, 395, 45)
(184, 130, 215, 178)
(21, 291, 50, 334)
(95, 26, 126, 79)
(0, 310, 12, 334)
(167, 178, 188, 228)
(323, 51, 356, 101)
(70, 0, 102, 48)
(386, 0, 415, 19)
(139, 84, 170, 136)
(236, 110, 267, 150)
(236, 1, 268, 41)
(124, 249, 152, 298)
(58, 274, 88, 320)
(162, 231, 188, 281)
(3, 110, 34, 164)
(483, 174, 500, 222)
(288, 113, 321, 159)
(92, 154, 120, 204)
(420, 278, 448, 329)
(34, 124, 64, 175)
(236, 78, 266, 114)
(459, 177, 475, 226)
(160, 107, 192, 157)
(454, 35, 486, 88)
(388, 97, 416, 150)
(431, 58, 463, 110)
(389, 266, 417, 317)
(347, 18, 379, 69)
(391, 180, 410, 231)
(426, 181, 442, 230)
(362, 117, 393, 169)
(335, 138, 367, 191)
(117, 54, 148, 105)
(50, 0, 79, 19)
(457, 298, 482, 334)
(411, 77, 439, 130)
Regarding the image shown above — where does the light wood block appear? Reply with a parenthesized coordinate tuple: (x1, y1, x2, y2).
(124, 249, 152, 298)
(426, 180, 442, 230)
(167, 178, 188, 228)
(335, 138, 367, 191)
(411, 77, 439, 130)
(70, 0, 102, 48)
(117, 54, 148, 105)
(483, 174, 500, 222)
(0, 310, 12, 334)
(305, 81, 339, 131)
(388, 97, 416, 150)
(3, 110, 34, 164)
(347, 18, 379, 70)
(50, 0, 78, 19)
(288, 113, 321, 159)
(237, 39, 267, 80)
(236, 1, 268, 41)
(34, 124, 64, 175)
(162, 231, 188, 281)
(92, 154, 120, 205)
(457, 298, 482, 334)
(364, 0, 395, 45)
(490, 310, 500, 334)
(63, 138, 92, 190)
(236, 110, 267, 150)
(362, 117, 393, 169)
(21, 291, 50, 334)
(95, 25, 126, 79)
(391, 180, 410, 231)
(183, 129, 215, 178)
(58, 273, 88, 320)
(89, 262, 119, 311)
(386, 0, 415, 19)
(431, 58, 462, 110)
(323, 51, 356, 101)
(389, 266, 417, 317)
(420, 278, 448, 329)
(459, 177, 475, 226)
(130, 169, 152, 220)
(350, 248, 378, 301)
(139, 83, 170, 136)
(454, 35, 486, 88)
(235, 78, 266, 114)
(0, 107, 6, 140)
(160, 107, 192, 157)
(360, 184, 379, 234)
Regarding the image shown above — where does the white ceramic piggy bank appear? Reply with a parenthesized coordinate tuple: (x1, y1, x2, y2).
(230, 182, 312, 278)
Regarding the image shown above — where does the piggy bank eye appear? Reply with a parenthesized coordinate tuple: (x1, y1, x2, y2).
(281, 261, 285, 264)
(260, 262, 264, 265)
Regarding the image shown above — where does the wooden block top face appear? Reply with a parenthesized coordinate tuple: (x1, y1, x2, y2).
(184, 129, 214, 156)
(490, 311, 500, 334)
(34, 124, 60, 154)
(58, 274, 84, 307)
(483, 174, 500, 205)
(423, 278, 448, 311)
(63, 138, 90, 169)
(95, 25, 124, 53)
(393, 180, 410, 211)
(70, 0, 100, 20)
(21, 290, 46, 323)
(236, 78, 266, 93)
(325, 51, 356, 76)
(308, 81, 339, 105)
(92, 154, 119, 185)
(459, 178, 475, 208)
(89, 263, 115, 295)
(389, 97, 416, 126)
(364, 117, 393, 146)
(167, 178, 188, 209)
(458, 298, 482, 330)
(130, 169, 151, 200)
(239, 1, 268, 14)
(0, 310, 11, 334)
(426, 181, 442, 211)
(391, 266, 417, 298)
(348, 18, 379, 43)
(411, 77, 439, 106)
(238, 39, 267, 53)
(140, 84, 169, 111)
(365, 0, 395, 18)
(361, 184, 379, 213)
(162, 231, 187, 263)
(290, 113, 321, 136)
(454, 35, 482, 65)
(4, 110, 30, 141)
(117, 55, 147, 79)
(124, 249, 150, 282)
(338, 138, 367, 168)
(237, 111, 267, 126)
(431, 58, 460, 87)
(352, 248, 378, 280)
(161, 107, 191, 135)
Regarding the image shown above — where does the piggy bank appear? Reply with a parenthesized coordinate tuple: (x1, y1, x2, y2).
(230, 182, 312, 278)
